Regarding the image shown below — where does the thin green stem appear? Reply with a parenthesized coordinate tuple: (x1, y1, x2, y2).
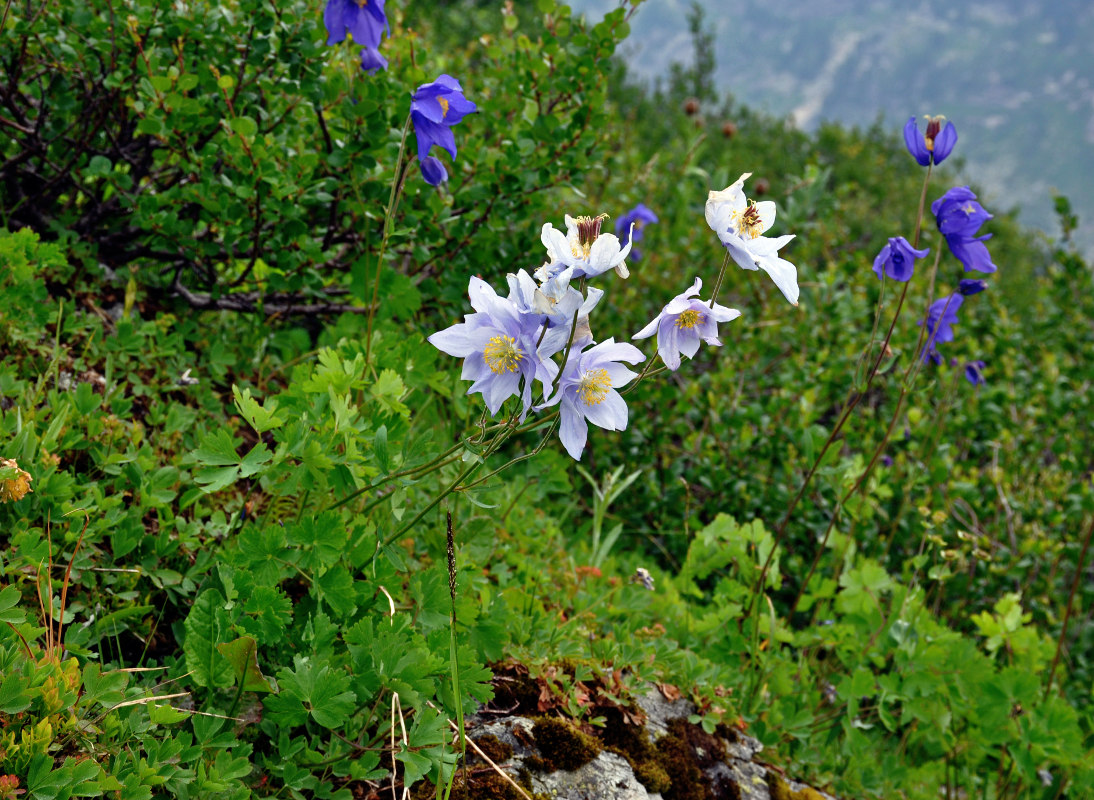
(364, 113, 414, 369)
(708, 249, 733, 308)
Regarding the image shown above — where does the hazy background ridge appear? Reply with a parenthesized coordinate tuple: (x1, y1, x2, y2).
(572, 0, 1094, 253)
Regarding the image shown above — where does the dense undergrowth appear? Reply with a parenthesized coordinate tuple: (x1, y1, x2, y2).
(2, 1, 1092, 798)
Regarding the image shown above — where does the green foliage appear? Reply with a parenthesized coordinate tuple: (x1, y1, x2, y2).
(2, 2, 1093, 799)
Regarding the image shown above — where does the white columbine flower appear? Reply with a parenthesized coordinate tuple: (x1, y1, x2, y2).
(705, 172, 800, 306)
(537, 213, 634, 280)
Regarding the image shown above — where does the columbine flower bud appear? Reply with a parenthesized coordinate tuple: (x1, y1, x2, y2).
(958, 279, 988, 296)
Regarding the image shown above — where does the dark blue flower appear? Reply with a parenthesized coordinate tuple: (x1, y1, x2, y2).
(919, 293, 964, 363)
(615, 203, 658, 261)
(872, 236, 929, 282)
(959, 278, 988, 296)
(359, 45, 388, 75)
(932, 187, 997, 273)
(324, 0, 389, 70)
(410, 75, 478, 185)
(904, 115, 957, 167)
(965, 360, 986, 386)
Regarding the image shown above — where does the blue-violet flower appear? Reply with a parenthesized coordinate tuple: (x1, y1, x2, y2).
(919, 293, 964, 364)
(959, 278, 988, 296)
(965, 360, 986, 386)
(411, 75, 478, 185)
(324, 0, 389, 72)
(872, 236, 929, 282)
(615, 204, 659, 262)
(932, 186, 997, 273)
(632, 277, 741, 371)
(904, 115, 957, 166)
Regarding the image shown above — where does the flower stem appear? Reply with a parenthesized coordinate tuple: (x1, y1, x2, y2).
(1043, 513, 1094, 700)
(708, 249, 733, 308)
(747, 164, 937, 618)
(364, 113, 413, 370)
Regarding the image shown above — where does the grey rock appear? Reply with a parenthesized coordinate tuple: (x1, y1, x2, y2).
(530, 751, 651, 800)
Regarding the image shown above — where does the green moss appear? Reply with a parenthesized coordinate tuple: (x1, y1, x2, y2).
(531, 717, 601, 772)
(634, 759, 673, 794)
(472, 733, 514, 765)
(655, 726, 709, 800)
(766, 773, 827, 800)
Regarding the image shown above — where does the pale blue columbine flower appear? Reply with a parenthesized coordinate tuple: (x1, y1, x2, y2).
(919, 293, 964, 364)
(506, 268, 603, 355)
(632, 277, 741, 371)
(615, 204, 659, 261)
(410, 75, 478, 185)
(705, 172, 799, 305)
(539, 339, 645, 461)
(932, 187, 997, 273)
(965, 360, 986, 386)
(428, 277, 558, 418)
(872, 236, 929, 282)
(539, 214, 634, 280)
(904, 116, 957, 167)
(324, 0, 389, 72)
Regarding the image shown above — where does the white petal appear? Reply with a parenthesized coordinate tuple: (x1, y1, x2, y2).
(584, 389, 629, 431)
(541, 223, 575, 267)
(705, 173, 751, 229)
(558, 397, 589, 460)
(633, 314, 662, 340)
(754, 201, 777, 234)
(756, 253, 800, 306)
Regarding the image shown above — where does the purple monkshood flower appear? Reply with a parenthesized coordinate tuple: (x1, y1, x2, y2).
(632, 277, 741, 371)
(872, 236, 929, 282)
(324, 0, 389, 72)
(904, 115, 957, 167)
(539, 339, 645, 461)
(919, 293, 964, 364)
(615, 204, 659, 261)
(410, 75, 478, 186)
(959, 279, 988, 296)
(932, 187, 998, 274)
(428, 277, 558, 418)
(965, 360, 986, 386)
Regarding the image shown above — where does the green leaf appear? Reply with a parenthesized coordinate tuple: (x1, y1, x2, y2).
(184, 589, 235, 689)
(230, 116, 257, 138)
(148, 700, 191, 725)
(371, 369, 409, 418)
(233, 385, 286, 433)
(0, 584, 25, 624)
(217, 636, 277, 693)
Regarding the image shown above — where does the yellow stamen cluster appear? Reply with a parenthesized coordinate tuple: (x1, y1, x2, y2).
(577, 368, 611, 406)
(438, 96, 450, 119)
(571, 213, 610, 260)
(732, 202, 764, 240)
(0, 458, 32, 503)
(483, 335, 523, 374)
(675, 309, 702, 330)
